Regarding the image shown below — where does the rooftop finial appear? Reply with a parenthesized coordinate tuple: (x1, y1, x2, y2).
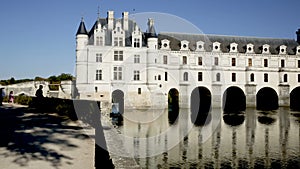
(97, 6, 100, 18)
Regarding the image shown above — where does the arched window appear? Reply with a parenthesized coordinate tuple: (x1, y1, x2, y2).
(250, 73, 254, 82)
(283, 74, 288, 82)
(183, 72, 188, 81)
(216, 73, 221, 82)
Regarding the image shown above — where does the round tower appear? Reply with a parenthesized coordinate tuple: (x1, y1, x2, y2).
(76, 18, 89, 87)
(146, 18, 158, 50)
(76, 18, 88, 50)
(296, 28, 300, 44)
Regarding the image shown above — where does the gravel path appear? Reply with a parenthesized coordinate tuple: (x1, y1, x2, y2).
(0, 103, 95, 169)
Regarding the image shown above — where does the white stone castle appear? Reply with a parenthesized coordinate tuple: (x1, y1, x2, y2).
(75, 10, 300, 111)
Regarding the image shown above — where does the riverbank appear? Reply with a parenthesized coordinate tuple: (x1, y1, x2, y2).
(100, 109, 141, 169)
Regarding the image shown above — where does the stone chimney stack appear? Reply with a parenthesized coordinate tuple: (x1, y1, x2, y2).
(122, 12, 129, 31)
(107, 11, 114, 30)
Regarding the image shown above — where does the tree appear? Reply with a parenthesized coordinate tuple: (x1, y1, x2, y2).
(9, 77, 15, 84)
(57, 73, 73, 81)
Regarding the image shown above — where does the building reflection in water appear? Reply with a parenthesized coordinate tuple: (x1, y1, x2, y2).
(116, 108, 300, 169)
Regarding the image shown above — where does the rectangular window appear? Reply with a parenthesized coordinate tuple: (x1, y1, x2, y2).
(114, 37, 118, 46)
(214, 57, 219, 66)
(264, 73, 268, 82)
(138, 88, 141, 95)
(96, 53, 102, 62)
(134, 55, 140, 63)
(183, 56, 187, 65)
(163, 55, 168, 64)
(134, 38, 140, 48)
(119, 37, 123, 47)
(100, 37, 103, 46)
(96, 37, 104, 46)
(298, 74, 300, 82)
(96, 70, 102, 80)
(248, 58, 252, 67)
(281, 59, 285, 68)
(232, 58, 236, 66)
(198, 72, 203, 81)
(232, 73, 236, 82)
(298, 60, 300, 68)
(113, 66, 122, 80)
(198, 57, 202, 65)
(264, 59, 268, 67)
(283, 74, 288, 82)
(165, 72, 168, 81)
(134, 70, 140, 81)
(114, 37, 123, 46)
(114, 51, 123, 61)
(96, 37, 100, 46)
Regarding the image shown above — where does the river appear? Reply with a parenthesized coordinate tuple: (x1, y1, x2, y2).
(111, 107, 300, 169)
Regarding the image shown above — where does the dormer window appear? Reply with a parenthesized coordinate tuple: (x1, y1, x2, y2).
(230, 43, 238, 53)
(262, 44, 270, 54)
(196, 41, 205, 51)
(246, 44, 254, 53)
(296, 46, 300, 55)
(181, 40, 189, 50)
(112, 21, 124, 47)
(213, 42, 221, 52)
(161, 39, 170, 50)
(134, 38, 140, 48)
(96, 36, 104, 46)
(132, 24, 142, 48)
(279, 45, 287, 54)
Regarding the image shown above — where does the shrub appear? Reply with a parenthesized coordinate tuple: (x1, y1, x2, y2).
(15, 95, 32, 105)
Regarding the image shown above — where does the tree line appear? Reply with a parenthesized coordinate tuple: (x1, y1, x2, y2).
(0, 73, 74, 86)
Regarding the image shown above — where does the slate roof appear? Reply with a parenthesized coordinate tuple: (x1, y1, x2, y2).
(158, 32, 299, 55)
(76, 19, 88, 35)
(86, 18, 147, 47)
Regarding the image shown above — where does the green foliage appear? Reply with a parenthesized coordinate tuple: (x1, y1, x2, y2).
(48, 76, 58, 83)
(0, 78, 33, 85)
(0, 73, 74, 86)
(3, 95, 32, 105)
(57, 73, 73, 81)
(9, 77, 15, 84)
(48, 84, 59, 91)
(15, 95, 33, 105)
(34, 76, 46, 81)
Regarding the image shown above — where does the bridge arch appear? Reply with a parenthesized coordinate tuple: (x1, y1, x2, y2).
(290, 86, 300, 111)
(256, 87, 278, 110)
(223, 86, 246, 113)
(168, 88, 179, 124)
(112, 89, 124, 114)
(190, 86, 211, 124)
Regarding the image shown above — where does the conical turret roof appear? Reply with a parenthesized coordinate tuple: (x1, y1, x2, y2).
(147, 18, 157, 38)
(76, 18, 88, 35)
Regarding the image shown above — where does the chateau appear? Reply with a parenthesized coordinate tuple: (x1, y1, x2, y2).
(75, 10, 300, 111)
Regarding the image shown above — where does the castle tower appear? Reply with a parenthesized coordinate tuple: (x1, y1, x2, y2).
(296, 28, 300, 44)
(146, 18, 158, 49)
(76, 18, 88, 85)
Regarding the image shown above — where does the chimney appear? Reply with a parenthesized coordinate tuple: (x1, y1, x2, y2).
(107, 11, 114, 30)
(297, 28, 300, 44)
(122, 12, 128, 31)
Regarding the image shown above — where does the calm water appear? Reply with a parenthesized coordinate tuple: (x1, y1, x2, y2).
(114, 108, 300, 169)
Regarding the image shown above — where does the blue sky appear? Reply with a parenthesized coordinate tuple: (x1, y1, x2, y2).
(0, 0, 299, 79)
